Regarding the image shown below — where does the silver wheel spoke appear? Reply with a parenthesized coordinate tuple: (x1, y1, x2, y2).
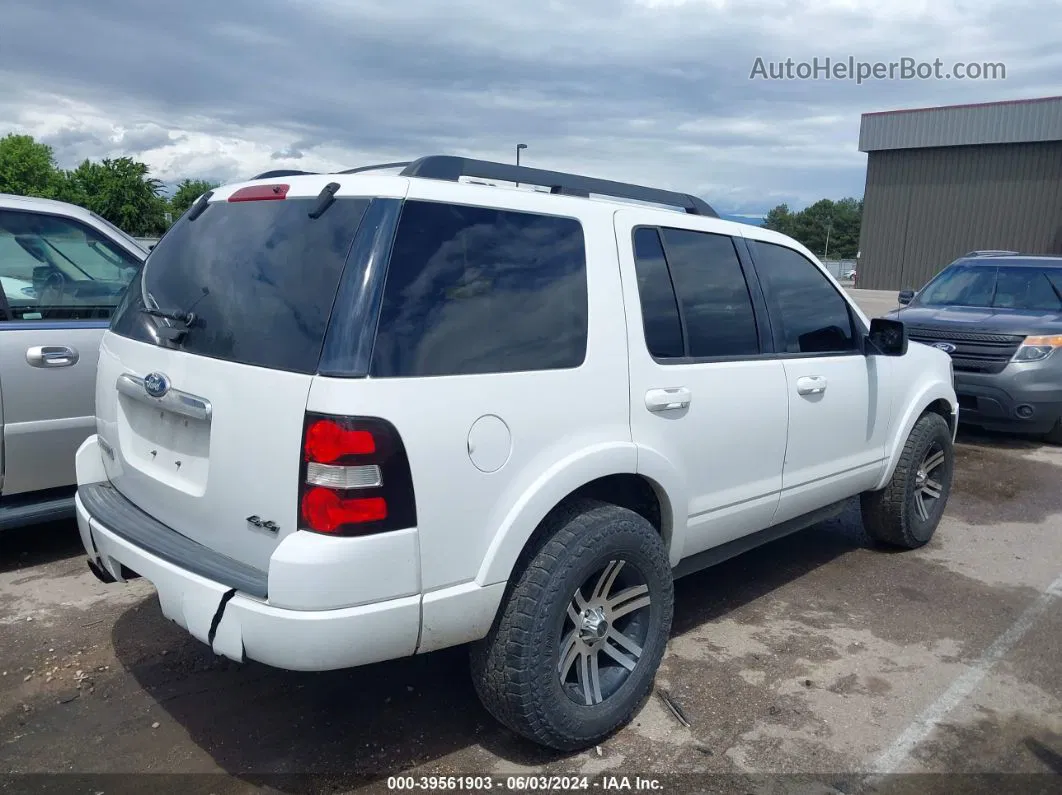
(915, 492, 929, 521)
(567, 600, 581, 625)
(558, 630, 580, 677)
(601, 638, 640, 671)
(607, 627, 643, 659)
(922, 479, 943, 499)
(592, 560, 625, 601)
(577, 650, 604, 705)
(608, 584, 651, 619)
(923, 449, 945, 474)
(589, 651, 603, 704)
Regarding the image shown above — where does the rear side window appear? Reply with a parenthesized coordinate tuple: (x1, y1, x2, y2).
(659, 228, 759, 358)
(111, 197, 369, 374)
(370, 201, 587, 378)
(749, 239, 856, 354)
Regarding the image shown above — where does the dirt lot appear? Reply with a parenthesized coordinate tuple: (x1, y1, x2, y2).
(1, 292, 1060, 794)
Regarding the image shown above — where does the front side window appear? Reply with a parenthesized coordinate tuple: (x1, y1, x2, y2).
(0, 210, 142, 321)
(371, 201, 588, 377)
(659, 228, 760, 358)
(749, 239, 857, 354)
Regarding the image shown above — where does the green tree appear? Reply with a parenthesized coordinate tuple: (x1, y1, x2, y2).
(67, 157, 169, 236)
(0, 133, 68, 199)
(763, 203, 794, 235)
(170, 178, 219, 218)
(764, 197, 862, 259)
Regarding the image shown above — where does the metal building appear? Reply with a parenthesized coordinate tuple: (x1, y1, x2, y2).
(855, 96, 1062, 291)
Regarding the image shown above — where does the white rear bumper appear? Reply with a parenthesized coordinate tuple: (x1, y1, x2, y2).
(77, 492, 421, 670)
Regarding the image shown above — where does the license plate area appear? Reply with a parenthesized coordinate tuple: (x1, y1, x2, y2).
(117, 391, 211, 496)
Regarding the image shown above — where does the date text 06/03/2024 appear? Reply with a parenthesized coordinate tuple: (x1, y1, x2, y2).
(385, 775, 664, 791)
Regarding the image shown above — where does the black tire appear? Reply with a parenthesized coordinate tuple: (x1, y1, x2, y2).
(861, 412, 954, 549)
(1044, 418, 1062, 446)
(469, 499, 673, 751)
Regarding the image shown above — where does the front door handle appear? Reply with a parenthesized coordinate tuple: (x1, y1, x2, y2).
(26, 345, 80, 368)
(645, 387, 692, 412)
(796, 375, 827, 396)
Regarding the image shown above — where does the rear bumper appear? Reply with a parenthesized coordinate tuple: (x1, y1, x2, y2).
(77, 492, 421, 670)
(953, 367, 1062, 434)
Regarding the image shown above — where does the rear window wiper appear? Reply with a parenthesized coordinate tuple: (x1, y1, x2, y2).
(141, 306, 196, 325)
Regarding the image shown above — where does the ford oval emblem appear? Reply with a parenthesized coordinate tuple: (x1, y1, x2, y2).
(933, 342, 957, 354)
(143, 371, 170, 398)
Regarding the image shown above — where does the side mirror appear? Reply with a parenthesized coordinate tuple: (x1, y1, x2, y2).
(867, 317, 908, 357)
(898, 289, 915, 305)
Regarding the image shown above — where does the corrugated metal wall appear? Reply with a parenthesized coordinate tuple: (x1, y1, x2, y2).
(859, 96, 1062, 152)
(856, 141, 1062, 290)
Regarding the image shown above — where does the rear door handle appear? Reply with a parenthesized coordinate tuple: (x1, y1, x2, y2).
(645, 387, 692, 412)
(796, 375, 827, 396)
(26, 345, 80, 368)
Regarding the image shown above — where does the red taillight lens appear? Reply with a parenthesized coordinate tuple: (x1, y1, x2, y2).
(298, 412, 416, 537)
(228, 184, 289, 202)
(301, 488, 387, 533)
(303, 419, 376, 463)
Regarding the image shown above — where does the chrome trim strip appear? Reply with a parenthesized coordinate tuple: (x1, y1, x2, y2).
(116, 373, 212, 422)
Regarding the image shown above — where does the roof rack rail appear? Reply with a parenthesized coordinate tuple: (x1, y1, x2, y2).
(397, 156, 718, 217)
(337, 161, 413, 174)
(964, 249, 1020, 257)
(251, 169, 319, 179)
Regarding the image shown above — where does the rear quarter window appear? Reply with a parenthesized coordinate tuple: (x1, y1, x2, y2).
(370, 200, 588, 378)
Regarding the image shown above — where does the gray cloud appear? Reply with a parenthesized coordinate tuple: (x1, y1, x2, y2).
(2, 0, 1058, 214)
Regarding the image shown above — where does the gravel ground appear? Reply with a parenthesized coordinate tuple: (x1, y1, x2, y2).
(1, 290, 1059, 794)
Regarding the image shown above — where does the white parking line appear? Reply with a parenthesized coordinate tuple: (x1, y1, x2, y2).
(868, 571, 1062, 776)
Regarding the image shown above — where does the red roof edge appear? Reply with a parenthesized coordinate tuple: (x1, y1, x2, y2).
(863, 95, 1062, 118)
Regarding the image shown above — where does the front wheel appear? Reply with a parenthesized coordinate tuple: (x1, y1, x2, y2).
(861, 412, 955, 549)
(469, 500, 674, 751)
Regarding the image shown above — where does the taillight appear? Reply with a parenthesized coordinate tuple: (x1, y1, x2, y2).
(298, 413, 416, 536)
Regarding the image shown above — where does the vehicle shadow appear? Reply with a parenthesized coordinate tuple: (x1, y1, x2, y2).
(110, 501, 870, 792)
(0, 519, 84, 575)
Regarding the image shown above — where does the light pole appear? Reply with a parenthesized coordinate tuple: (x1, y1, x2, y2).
(515, 143, 527, 187)
(823, 219, 833, 259)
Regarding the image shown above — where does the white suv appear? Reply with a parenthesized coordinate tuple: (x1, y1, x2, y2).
(75, 156, 957, 750)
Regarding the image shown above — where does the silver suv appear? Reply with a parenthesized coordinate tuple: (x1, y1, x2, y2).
(891, 253, 1062, 443)
(0, 193, 147, 530)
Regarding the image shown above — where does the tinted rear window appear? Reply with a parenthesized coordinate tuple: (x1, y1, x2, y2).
(111, 197, 368, 373)
(370, 200, 587, 378)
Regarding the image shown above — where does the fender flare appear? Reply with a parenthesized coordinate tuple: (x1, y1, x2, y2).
(475, 442, 686, 586)
(874, 380, 957, 491)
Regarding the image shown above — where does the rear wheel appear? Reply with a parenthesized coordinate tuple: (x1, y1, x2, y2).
(470, 500, 673, 751)
(861, 412, 954, 549)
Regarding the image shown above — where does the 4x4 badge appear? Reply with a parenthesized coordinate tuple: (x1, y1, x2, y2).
(143, 372, 171, 398)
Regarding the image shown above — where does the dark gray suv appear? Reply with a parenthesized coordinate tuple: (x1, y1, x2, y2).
(887, 252, 1062, 444)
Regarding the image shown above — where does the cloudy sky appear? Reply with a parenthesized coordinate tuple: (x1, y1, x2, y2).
(2, 0, 1059, 216)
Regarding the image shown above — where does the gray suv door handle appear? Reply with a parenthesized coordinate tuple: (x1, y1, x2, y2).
(26, 345, 80, 368)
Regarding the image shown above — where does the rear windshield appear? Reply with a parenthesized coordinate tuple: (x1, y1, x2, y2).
(111, 197, 369, 373)
(916, 264, 1062, 311)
